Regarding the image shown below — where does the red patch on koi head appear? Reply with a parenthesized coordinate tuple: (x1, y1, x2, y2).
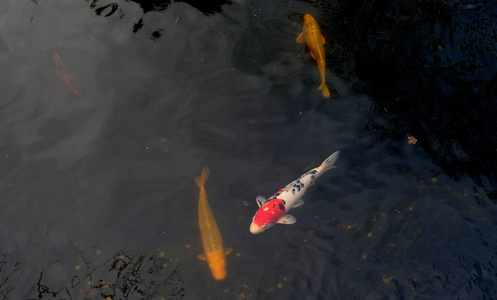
(252, 199, 287, 227)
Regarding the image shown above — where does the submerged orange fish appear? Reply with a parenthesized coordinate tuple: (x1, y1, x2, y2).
(53, 52, 82, 97)
(297, 14, 330, 98)
(195, 166, 232, 280)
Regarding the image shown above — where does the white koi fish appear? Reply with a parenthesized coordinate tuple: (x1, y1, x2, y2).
(249, 151, 340, 234)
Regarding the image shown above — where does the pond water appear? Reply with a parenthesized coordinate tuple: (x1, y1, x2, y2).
(1, 0, 496, 299)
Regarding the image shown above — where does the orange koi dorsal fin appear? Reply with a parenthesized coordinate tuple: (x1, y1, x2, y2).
(194, 166, 210, 188)
(320, 34, 325, 45)
(296, 32, 305, 43)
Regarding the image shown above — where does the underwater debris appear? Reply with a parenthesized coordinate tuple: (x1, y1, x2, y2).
(407, 136, 418, 145)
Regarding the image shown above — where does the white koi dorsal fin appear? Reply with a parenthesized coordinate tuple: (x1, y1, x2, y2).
(296, 32, 305, 43)
(256, 196, 268, 207)
(197, 253, 207, 261)
(224, 247, 233, 255)
(277, 214, 297, 224)
(320, 34, 325, 45)
(293, 198, 304, 208)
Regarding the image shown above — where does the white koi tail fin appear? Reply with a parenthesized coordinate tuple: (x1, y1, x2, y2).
(318, 82, 330, 99)
(319, 151, 339, 173)
(194, 166, 210, 189)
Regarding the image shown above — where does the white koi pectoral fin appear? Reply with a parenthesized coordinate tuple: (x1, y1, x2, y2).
(277, 214, 297, 224)
(296, 32, 305, 43)
(256, 196, 268, 207)
(197, 254, 207, 261)
(320, 34, 326, 45)
(293, 198, 304, 208)
(224, 247, 233, 255)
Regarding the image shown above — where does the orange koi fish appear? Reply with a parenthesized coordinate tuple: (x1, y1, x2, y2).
(297, 14, 330, 98)
(195, 166, 232, 280)
(53, 52, 82, 97)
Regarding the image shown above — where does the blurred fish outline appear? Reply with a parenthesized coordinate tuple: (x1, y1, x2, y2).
(53, 51, 83, 97)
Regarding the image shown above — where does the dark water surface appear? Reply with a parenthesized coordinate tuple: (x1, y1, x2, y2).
(1, 0, 496, 299)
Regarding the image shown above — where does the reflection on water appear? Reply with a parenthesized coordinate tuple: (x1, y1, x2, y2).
(0, 0, 496, 299)
(129, 0, 232, 15)
(21, 248, 186, 299)
(86, 0, 232, 39)
(0, 243, 21, 299)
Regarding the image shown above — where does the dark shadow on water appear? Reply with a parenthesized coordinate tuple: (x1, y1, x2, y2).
(129, 0, 233, 15)
(86, 0, 233, 39)
(88, 0, 232, 15)
(304, 0, 497, 198)
(84, 0, 496, 197)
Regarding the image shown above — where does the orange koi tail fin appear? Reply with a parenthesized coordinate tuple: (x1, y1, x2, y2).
(194, 166, 210, 188)
(318, 82, 330, 99)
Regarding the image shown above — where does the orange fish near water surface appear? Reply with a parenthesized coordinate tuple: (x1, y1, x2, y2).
(297, 14, 330, 98)
(195, 166, 232, 280)
(53, 51, 82, 97)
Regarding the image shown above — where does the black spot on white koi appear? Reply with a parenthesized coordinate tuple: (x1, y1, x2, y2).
(292, 180, 305, 193)
(278, 203, 285, 210)
(268, 192, 281, 201)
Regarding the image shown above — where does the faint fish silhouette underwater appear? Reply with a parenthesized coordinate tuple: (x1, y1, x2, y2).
(195, 166, 232, 280)
(250, 151, 339, 234)
(53, 51, 82, 97)
(297, 14, 331, 99)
